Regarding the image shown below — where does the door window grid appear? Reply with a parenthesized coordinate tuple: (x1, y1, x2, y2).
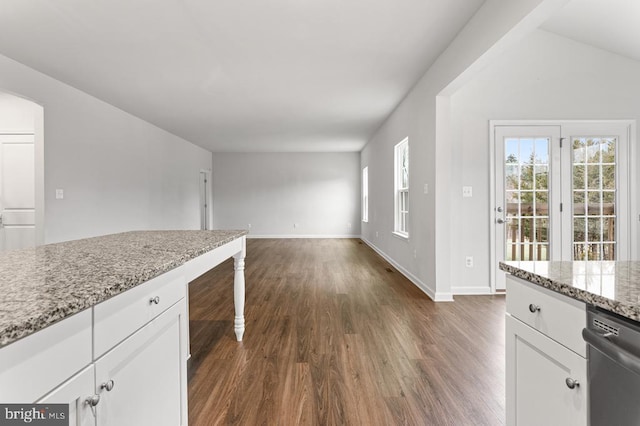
(572, 137, 617, 260)
(504, 137, 550, 261)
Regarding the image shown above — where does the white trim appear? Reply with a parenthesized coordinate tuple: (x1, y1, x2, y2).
(360, 237, 453, 302)
(0, 129, 34, 134)
(630, 121, 638, 260)
(247, 234, 361, 239)
(391, 231, 409, 241)
(451, 286, 494, 295)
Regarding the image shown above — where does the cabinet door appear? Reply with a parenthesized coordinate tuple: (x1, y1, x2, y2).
(506, 315, 587, 426)
(95, 300, 188, 426)
(37, 365, 96, 426)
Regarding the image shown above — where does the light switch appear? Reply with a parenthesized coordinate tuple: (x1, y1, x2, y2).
(462, 186, 473, 198)
(424, 184, 429, 194)
(55, 189, 64, 199)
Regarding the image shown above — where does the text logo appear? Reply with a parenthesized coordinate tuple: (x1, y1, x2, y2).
(0, 405, 67, 425)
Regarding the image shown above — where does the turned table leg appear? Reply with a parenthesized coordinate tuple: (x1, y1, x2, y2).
(233, 239, 246, 341)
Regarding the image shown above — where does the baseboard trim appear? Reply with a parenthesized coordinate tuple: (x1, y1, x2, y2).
(360, 238, 453, 302)
(247, 234, 360, 239)
(451, 286, 493, 295)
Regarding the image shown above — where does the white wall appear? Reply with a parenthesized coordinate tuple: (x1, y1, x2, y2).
(212, 152, 360, 237)
(0, 54, 212, 243)
(360, 0, 566, 300)
(449, 29, 640, 293)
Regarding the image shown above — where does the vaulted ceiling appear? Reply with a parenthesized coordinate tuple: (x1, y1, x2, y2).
(0, 0, 484, 152)
(1, 0, 635, 153)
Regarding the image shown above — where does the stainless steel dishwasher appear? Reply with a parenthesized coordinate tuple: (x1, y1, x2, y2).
(583, 306, 640, 426)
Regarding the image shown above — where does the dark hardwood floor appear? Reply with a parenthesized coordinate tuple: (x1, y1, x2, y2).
(188, 239, 505, 425)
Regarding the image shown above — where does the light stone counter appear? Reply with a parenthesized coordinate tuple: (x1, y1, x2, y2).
(500, 260, 640, 322)
(0, 230, 248, 346)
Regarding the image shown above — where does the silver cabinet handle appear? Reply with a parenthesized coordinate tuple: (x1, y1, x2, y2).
(565, 377, 579, 389)
(528, 304, 541, 313)
(85, 395, 100, 406)
(149, 296, 160, 305)
(101, 380, 115, 392)
(496, 218, 505, 224)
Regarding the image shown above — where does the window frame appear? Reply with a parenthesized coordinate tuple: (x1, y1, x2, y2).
(362, 166, 369, 223)
(394, 138, 409, 238)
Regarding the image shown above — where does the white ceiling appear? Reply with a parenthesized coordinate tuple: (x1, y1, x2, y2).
(0, 0, 485, 152)
(541, 0, 640, 63)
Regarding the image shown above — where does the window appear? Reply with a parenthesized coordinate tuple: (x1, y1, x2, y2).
(394, 138, 409, 237)
(362, 166, 369, 222)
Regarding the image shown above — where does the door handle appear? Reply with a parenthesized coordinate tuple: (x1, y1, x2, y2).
(496, 218, 505, 224)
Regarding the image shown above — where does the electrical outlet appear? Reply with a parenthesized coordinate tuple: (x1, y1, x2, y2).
(376, 231, 379, 238)
(294, 223, 299, 229)
(465, 256, 474, 268)
(413, 249, 417, 259)
(424, 184, 429, 194)
(347, 223, 352, 229)
(55, 189, 64, 199)
(248, 224, 251, 229)
(462, 186, 473, 198)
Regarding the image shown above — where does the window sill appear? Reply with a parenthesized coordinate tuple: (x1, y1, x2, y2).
(392, 231, 409, 241)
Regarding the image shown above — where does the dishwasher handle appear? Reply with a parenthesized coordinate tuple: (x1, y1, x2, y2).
(583, 327, 640, 376)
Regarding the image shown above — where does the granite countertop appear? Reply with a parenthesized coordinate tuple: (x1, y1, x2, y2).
(500, 261, 640, 322)
(0, 230, 248, 347)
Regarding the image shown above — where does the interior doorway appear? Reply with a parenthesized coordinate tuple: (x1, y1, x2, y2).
(0, 91, 44, 250)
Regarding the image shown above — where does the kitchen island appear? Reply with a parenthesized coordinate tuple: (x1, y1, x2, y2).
(500, 260, 640, 322)
(500, 260, 640, 426)
(0, 230, 248, 426)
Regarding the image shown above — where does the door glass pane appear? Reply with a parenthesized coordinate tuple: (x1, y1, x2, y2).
(572, 137, 617, 260)
(504, 137, 550, 260)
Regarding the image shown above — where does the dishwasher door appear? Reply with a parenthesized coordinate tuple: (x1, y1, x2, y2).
(584, 307, 640, 426)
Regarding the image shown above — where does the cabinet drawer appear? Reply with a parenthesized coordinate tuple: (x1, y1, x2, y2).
(94, 266, 186, 357)
(506, 276, 586, 357)
(0, 309, 92, 402)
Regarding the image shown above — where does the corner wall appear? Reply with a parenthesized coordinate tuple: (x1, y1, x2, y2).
(449, 29, 640, 293)
(0, 54, 212, 243)
(360, 0, 566, 300)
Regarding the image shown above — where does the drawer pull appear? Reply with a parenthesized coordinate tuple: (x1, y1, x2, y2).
(85, 395, 100, 406)
(565, 377, 579, 389)
(149, 296, 160, 305)
(101, 380, 115, 392)
(528, 304, 541, 313)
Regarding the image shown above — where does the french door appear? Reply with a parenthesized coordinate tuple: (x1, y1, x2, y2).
(493, 121, 631, 291)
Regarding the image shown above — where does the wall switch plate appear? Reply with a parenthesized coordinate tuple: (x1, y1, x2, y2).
(465, 256, 473, 267)
(55, 189, 64, 199)
(424, 184, 429, 194)
(462, 186, 473, 198)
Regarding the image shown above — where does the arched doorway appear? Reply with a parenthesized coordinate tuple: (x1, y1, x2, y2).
(0, 91, 44, 250)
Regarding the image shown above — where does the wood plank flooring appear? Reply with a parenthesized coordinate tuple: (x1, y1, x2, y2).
(188, 239, 505, 425)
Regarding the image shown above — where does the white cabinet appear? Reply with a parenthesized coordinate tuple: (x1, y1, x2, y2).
(505, 276, 587, 426)
(37, 365, 96, 426)
(0, 268, 188, 426)
(95, 300, 188, 426)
